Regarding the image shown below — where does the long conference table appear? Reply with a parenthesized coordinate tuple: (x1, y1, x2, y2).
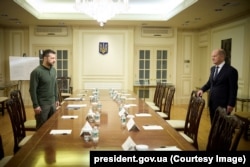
(5, 89, 196, 167)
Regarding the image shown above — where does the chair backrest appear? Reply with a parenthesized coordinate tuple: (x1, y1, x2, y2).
(153, 82, 161, 104)
(161, 86, 175, 120)
(57, 86, 63, 105)
(183, 94, 205, 149)
(10, 90, 26, 122)
(155, 83, 167, 111)
(206, 106, 245, 151)
(187, 90, 198, 109)
(57, 77, 72, 93)
(6, 99, 26, 154)
(185, 90, 198, 118)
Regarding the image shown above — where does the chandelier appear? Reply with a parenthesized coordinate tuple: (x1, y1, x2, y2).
(75, 0, 129, 27)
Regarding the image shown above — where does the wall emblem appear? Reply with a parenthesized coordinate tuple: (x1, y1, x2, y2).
(99, 42, 108, 55)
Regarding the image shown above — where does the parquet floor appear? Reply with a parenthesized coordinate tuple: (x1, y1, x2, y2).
(0, 104, 250, 157)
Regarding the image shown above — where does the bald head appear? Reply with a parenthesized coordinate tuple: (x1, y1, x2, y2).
(211, 48, 226, 65)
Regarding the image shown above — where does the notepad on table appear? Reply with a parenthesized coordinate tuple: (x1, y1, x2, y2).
(142, 125, 163, 130)
(50, 129, 72, 135)
(67, 104, 87, 109)
(61, 115, 78, 119)
(135, 113, 152, 117)
(64, 97, 84, 101)
(124, 104, 137, 108)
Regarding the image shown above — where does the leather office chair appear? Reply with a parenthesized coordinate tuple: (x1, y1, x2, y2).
(6, 99, 33, 154)
(166, 90, 198, 131)
(178, 95, 205, 149)
(10, 90, 36, 131)
(156, 86, 175, 120)
(206, 106, 245, 151)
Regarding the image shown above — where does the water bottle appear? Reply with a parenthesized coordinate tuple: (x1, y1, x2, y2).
(87, 109, 95, 123)
(93, 94, 98, 102)
(116, 93, 121, 103)
(97, 102, 102, 113)
(92, 126, 99, 144)
(119, 103, 123, 112)
(112, 91, 117, 100)
(109, 88, 114, 97)
(121, 114, 126, 127)
(94, 110, 100, 125)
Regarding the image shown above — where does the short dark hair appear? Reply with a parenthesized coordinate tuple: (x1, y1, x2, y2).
(42, 49, 56, 58)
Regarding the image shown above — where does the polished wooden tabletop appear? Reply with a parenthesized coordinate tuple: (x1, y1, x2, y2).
(5, 89, 196, 167)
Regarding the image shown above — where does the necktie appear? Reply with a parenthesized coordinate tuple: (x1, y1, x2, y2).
(213, 66, 219, 80)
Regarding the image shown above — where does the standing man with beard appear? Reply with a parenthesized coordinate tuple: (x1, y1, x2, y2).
(29, 49, 59, 129)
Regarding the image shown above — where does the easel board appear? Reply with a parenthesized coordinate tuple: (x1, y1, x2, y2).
(9, 56, 39, 80)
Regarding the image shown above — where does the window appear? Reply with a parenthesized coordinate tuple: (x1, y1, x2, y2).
(156, 50, 168, 83)
(135, 48, 168, 84)
(135, 47, 169, 99)
(56, 50, 69, 77)
(139, 50, 150, 84)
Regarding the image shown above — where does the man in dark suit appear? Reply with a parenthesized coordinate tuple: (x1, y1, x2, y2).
(197, 48, 238, 123)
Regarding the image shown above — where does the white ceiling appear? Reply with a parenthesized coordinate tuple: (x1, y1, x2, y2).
(17, 0, 190, 21)
(0, 0, 249, 29)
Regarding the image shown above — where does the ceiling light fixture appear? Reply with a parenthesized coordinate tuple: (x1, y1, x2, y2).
(75, 0, 129, 27)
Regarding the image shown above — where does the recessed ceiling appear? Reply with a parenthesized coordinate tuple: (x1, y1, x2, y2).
(0, 0, 249, 29)
(14, 0, 197, 21)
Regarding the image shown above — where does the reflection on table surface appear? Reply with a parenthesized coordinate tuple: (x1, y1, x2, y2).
(5, 89, 196, 167)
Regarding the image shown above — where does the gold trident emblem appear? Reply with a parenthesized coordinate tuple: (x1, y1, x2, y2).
(99, 42, 108, 55)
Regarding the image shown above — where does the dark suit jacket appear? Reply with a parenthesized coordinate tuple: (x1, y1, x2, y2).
(201, 63, 238, 112)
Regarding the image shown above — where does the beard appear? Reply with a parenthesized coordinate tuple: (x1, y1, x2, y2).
(47, 61, 55, 67)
